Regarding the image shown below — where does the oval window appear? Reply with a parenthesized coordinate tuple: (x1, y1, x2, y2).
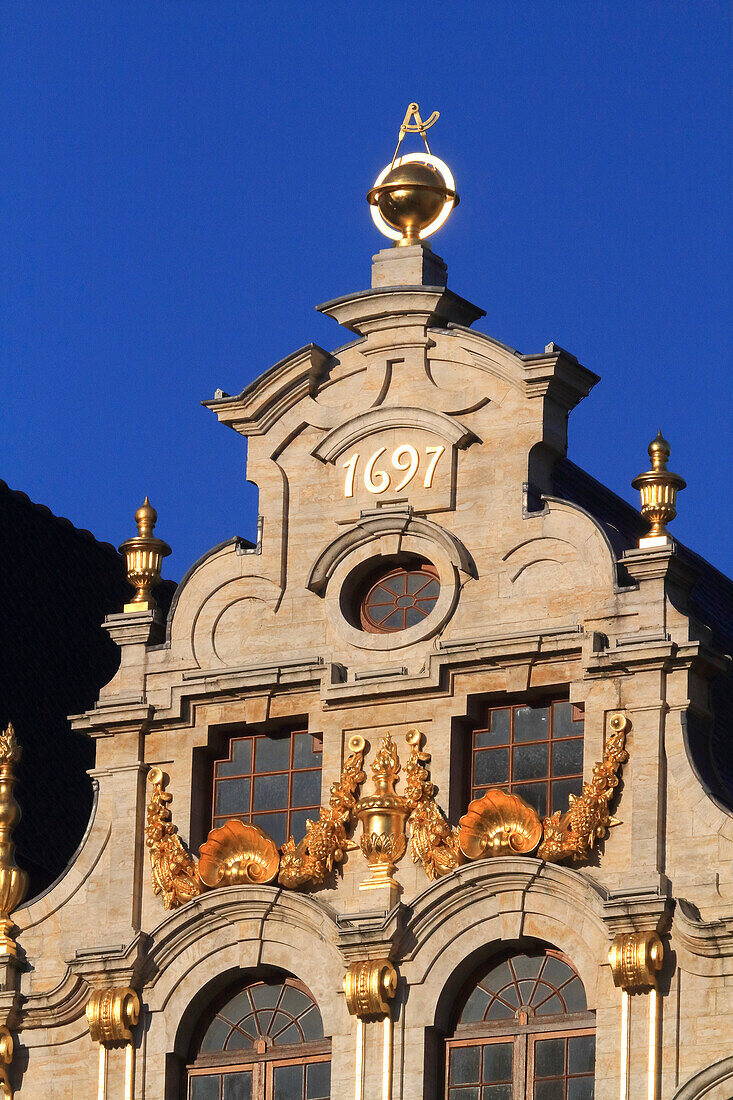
(360, 564, 440, 633)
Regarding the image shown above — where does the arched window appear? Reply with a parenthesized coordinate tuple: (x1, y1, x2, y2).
(446, 947, 594, 1099)
(188, 976, 330, 1099)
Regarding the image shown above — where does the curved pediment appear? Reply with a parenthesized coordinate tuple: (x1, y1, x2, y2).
(312, 405, 476, 463)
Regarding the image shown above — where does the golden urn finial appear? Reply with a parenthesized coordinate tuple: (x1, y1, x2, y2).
(367, 102, 459, 247)
(355, 733, 409, 891)
(0, 723, 28, 957)
(631, 431, 686, 545)
(118, 497, 172, 613)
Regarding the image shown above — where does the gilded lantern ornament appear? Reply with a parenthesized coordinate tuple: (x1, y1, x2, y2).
(631, 432, 686, 545)
(355, 734, 409, 889)
(118, 497, 171, 612)
(0, 724, 28, 958)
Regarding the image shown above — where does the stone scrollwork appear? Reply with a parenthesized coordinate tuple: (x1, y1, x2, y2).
(86, 987, 140, 1044)
(403, 728, 461, 880)
(538, 713, 630, 863)
(145, 768, 201, 910)
(343, 959, 398, 1019)
(278, 735, 366, 888)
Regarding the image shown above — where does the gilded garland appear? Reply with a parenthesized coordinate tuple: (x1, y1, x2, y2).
(144, 715, 630, 910)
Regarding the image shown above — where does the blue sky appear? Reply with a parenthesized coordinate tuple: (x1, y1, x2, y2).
(1, 2, 731, 579)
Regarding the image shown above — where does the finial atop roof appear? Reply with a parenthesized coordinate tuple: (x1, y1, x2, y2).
(118, 498, 171, 613)
(632, 432, 686, 548)
(367, 103, 459, 247)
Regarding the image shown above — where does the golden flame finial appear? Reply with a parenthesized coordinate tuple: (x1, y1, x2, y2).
(118, 498, 172, 613)
(367, 102, 458, 247)
(632, 432, 686, 546)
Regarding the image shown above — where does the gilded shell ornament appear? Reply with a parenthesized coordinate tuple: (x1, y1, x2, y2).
(458, 789, 543, 860)
(199, 820, 280, 887)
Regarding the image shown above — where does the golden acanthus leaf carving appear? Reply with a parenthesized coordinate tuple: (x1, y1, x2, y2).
(403, 728, 461, 880)
(538, 714, 630, 863)
(145, 768, 201, 909)
(278, 736, 366, 888)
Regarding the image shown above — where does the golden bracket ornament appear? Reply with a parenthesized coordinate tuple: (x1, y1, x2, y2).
(86, 987, 140, 1045)
(609, 931, 664, 992)
(343, 959, 398, 1020)
(0, 1027, 13, 1099)
(145, 768, 201, 910)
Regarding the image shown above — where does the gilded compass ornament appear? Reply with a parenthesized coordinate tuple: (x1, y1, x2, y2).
(367, 102, 459, 246)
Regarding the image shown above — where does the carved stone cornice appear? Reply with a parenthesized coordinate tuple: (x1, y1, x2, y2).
(673, 899, 733, 959)
(140, 886, 340, 988)
(16, 969, 89, 1031)
(602, 886, 672, 936)
(336, 905, 406, 965)
(69, 932, 150, 991)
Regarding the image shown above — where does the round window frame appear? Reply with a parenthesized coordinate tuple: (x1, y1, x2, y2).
(324, 534, 464, 652)
(359, 562, 440, 634)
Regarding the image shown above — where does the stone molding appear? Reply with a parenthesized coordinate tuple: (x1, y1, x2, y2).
(306, 508, 474, 597)
(202, 345, 334, 436)
(312, 406, 475, 463)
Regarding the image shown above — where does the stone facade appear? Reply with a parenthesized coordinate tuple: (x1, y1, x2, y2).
(5, 234, 733, 1100)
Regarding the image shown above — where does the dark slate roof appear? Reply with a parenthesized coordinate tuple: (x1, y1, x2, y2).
(0, 480, 173, 898)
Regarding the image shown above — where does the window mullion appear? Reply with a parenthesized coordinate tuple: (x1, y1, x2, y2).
(514, 1032, 528, 1100)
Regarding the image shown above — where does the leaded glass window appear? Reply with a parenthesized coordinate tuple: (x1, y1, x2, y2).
(188, 978, 330, 1100)
(469, 701, 585, 819)
(446, 947, 594, 1100)
(212, 730, 322, 848)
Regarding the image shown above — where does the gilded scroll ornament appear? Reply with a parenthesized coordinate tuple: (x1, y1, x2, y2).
(0, 1026, 13, 1099)
(538, 714, 630, 863)
(356, 734, 410, 888)
(145, 768, 201, 910)
(86, 987, 140, 1044)
(278, 736, 366, 888)
(458, 789, 542, 860)
(343, 959, 398, 1019)
(403, 729, 461, 880)
(609, 931, 663, 991)
(199, 820, 279, 887)
(0, 724, 28, 958)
